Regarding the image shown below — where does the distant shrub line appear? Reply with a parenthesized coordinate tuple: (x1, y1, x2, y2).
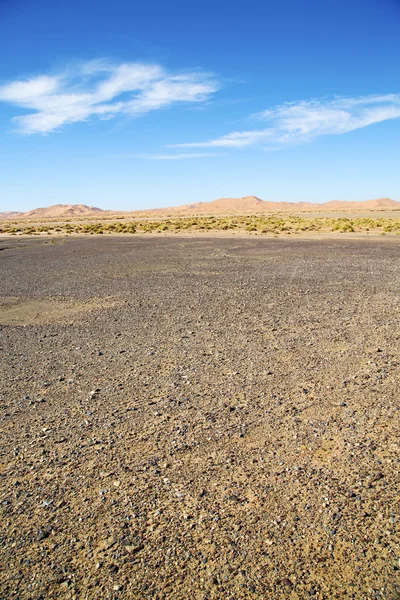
(1, 215, 400, 236)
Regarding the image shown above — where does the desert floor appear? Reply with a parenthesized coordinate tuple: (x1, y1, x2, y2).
(0, 236, 399, 599)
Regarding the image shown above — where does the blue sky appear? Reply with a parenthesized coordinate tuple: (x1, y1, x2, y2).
(0, 0, 400, 211)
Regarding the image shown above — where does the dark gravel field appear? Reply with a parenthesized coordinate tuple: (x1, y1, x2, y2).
(0, 235, 399, 600)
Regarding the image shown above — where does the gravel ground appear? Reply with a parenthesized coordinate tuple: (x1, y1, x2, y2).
(0, 235, 399, 600)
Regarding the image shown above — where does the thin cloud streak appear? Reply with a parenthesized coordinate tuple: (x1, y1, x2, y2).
(171, 94, 400, 149)
(0, 62, 219, 134)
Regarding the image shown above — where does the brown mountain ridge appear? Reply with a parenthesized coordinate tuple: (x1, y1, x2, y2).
(1, 197, 399, 220)
(160, 196, 400, 215)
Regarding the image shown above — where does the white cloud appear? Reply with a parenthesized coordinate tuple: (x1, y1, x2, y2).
(0, 62, 218, 134)
(0, 75, 60, 102)
(172, 93, 400, 149)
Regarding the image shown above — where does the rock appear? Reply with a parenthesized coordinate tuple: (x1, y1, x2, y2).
(37, 527, 51, 541)
(109, 564, 119, 574)
(124, 544, 144, 555)
(227, 494, 242, 502)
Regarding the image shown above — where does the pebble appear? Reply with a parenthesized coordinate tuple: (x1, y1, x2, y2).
(37, 528, 50, 541)
(2, 237, 399, 600)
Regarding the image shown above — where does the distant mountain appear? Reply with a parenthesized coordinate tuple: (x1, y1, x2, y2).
(2, 197, 399, 221)
(139, 196, 400, 215)
(177, 196, 269, 213)
(320, 198, 399, 210)
(0, 211, 23, 219)
(20, 204, 107, 219)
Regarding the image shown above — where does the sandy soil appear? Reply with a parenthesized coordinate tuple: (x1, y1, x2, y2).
(1, 230, 399, 242)
(0, 236, 399, 599)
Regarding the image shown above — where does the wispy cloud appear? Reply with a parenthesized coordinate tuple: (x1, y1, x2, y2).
(0, 61, 218, 134)
(171, 94, 400, 149)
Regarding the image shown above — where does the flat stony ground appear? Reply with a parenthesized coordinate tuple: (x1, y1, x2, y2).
(0, 236, 399, 600)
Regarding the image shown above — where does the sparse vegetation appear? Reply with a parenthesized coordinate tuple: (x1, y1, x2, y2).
(1, 214, 400, 236)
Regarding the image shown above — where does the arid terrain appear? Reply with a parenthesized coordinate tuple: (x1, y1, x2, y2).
(1, 197, 400, 222)
(2, 198, 400, 240)
(0, 235, 399, 599)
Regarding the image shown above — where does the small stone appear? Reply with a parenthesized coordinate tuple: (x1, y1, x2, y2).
(282, 578, 293, 588)
(37, 528, 50, 541)
(109, 564, 119, 574)
(124, 544, 144, 555)
(227, 494, 242, 502)
(308, 588, 316, 596)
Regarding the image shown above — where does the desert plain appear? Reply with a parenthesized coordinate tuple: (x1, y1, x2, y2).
(0, 220, 400, 599)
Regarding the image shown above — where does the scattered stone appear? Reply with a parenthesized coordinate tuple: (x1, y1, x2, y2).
(2, 236, 399, 600)
(37, 528, 51, 541)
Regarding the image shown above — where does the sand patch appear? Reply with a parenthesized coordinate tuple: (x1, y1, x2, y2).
(0, 296, 117, 325)
(312, 437, 343, 466)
